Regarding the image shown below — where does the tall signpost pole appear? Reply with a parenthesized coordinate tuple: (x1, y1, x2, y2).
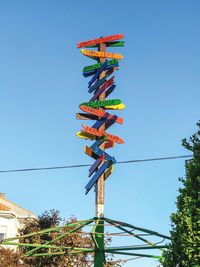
(96, 41, 106, 218)
(76, 34, 125, 267)
(94, 42, 106, 267)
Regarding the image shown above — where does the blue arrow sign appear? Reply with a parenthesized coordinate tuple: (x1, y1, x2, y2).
(92, 113, 110, 129)
(88, 69, 114, 93)
(90, 143, 116, 164)
(105, 84, 116, 98)
(88, 76, 107, 93)
(89, 77, 115, 102)
(85, 161, 109, 194)
(88, 61, 108, 88)
(90, 140, 104, 150)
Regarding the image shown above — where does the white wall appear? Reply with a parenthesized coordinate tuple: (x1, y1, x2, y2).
(0, 214, 20, 250)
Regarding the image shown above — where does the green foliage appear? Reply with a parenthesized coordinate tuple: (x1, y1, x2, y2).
(161, 122, 200, 266)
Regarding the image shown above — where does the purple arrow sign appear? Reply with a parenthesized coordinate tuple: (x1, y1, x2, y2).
(88, 157, 102, 177)
(89, 76, 115, 102)
(105, 115, 118, 130)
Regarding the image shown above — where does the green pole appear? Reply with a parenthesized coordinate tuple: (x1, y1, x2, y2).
(94, 218, 105, 267)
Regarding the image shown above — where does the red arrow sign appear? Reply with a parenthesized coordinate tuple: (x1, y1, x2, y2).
(77, 34, 124, 48)
(79, 105, 123, 124)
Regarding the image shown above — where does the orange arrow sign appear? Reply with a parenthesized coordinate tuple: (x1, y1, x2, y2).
(77, 34, 124, 48)
(82, 125, 124, 144)
(106, 132, 124, 144)
(82, 125, 104, 137)
(104, 140, 115, 149)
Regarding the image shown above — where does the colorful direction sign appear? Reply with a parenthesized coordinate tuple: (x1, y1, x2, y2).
(84, 146, 116, 164)
(104, 164, 114, 180)
(76, 113, 98, 121)
(82, 59, 119, 77)
(89, 156, 104, 177)
(88, 61, 108, 88)
(89, 77, 115, 102)
(105, 103, 126, 110)
(77, 34, 124, 48)
(80, 99, 121, 108)
(81, 49, 123, 60)
(77, 33, 125, 194)
(76, 131, 98, 140)
(85, 161, 110, 194)
(79, 105, 123, 124)
(85, 41, 125, 48)
(88, 68, 114, 93)
(82, 125, 124, 144)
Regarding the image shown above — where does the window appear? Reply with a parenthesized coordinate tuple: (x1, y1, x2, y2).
(0, 225, 7, 241)
(0, 233, 5, 242)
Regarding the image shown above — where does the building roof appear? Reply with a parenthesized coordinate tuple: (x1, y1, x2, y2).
(0, 203, 10, 211)
(0, 193, 35, 218)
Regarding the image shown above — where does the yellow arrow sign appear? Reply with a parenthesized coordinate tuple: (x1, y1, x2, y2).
(76, 131, 97, 140)
(81, 49, 123, 60)
(105, 103, 126, 110)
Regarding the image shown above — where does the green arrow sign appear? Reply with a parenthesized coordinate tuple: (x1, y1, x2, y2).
(82, 59, 118, 74)
(80, 99, 121, 108)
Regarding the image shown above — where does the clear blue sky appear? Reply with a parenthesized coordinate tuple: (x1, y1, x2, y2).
(0, 1, 199, 266)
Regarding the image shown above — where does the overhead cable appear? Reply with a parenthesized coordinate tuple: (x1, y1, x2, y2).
(0, 155, 192, 174)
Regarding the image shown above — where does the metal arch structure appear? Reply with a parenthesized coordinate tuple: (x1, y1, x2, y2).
(2, 34, 170, 266)
(2, 217, 170, 263)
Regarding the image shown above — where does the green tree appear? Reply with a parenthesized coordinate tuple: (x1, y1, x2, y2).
(19, 209, 93, 267)
(161, 122, 200, 266)
(0, 247, 30, 267)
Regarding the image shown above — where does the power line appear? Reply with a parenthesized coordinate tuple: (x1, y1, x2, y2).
(0, 155, 192, 174)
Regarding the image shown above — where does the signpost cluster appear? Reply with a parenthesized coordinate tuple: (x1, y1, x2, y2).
(76, 34, 125, 266)
(76, 33, 125, 205)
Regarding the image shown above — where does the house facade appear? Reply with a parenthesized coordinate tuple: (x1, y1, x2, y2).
(0, 193, 36, 247)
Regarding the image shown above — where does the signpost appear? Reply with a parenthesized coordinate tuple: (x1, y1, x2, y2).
(77, 34, 125, 267)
